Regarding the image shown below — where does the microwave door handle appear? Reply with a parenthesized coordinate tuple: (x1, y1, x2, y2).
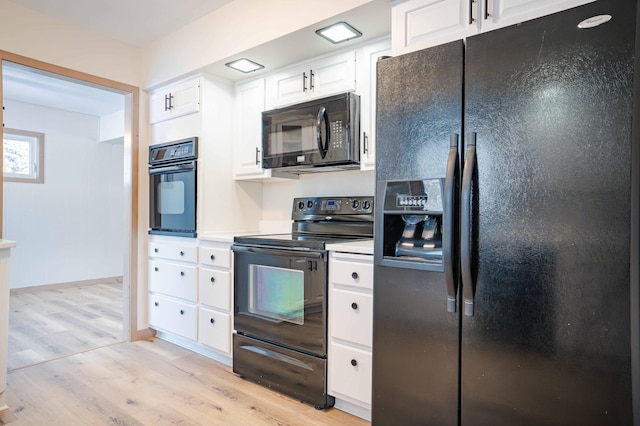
(316, 106, 329, 159)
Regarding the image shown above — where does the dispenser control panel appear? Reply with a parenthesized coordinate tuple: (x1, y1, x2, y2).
(396, 194, 429, 208)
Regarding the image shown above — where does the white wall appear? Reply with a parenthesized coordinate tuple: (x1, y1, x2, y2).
(2, 99, 124, 289)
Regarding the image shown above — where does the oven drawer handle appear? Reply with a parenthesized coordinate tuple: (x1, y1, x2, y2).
(231, 245, 324, 259)
(149, 162, 195, 175)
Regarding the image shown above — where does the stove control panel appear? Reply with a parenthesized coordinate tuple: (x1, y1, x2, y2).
(292, 196, 374, 219)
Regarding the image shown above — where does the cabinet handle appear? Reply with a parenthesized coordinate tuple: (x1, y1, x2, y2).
(469, 0, 476, 24)
(303, 72, 308, 92)
(363, 132, 369, 154)
(154, 248, 159, 253)
(255, 147, 260, 165)
(351, 272, 358, 280)
(210, 318, 215, 324)
(154, 267, 159, 272)
(179, 309, 185, 315)
(351, 302, 358, 310)
(351, 359, 358, 367)
(154, 302, 159, 307)
(180, 271, 185, 277)
(210, 276, 215, 283)
(179, 251, 184, 256)
(168, 93, 174, 110)
(210, 254, 215, 261)
(309, 70, 315, 91)
(164, 94, 170, 111)
(484, 0, 490, 19)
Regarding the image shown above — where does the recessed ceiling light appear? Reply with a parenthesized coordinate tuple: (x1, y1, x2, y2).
(315, 21, 362, 44)
(225, 58, 264, 73)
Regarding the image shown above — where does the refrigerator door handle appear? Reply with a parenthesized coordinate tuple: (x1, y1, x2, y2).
(444, 133, 459, 313)
(462, 132, 477, 316)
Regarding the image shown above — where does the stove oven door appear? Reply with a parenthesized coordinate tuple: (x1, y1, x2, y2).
(232, 245, 327, 356)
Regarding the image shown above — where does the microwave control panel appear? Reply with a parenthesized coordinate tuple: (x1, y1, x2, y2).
(331, 120, 344, 148)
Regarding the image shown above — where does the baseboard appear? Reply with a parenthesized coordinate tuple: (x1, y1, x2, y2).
(10, 276, 123, 295)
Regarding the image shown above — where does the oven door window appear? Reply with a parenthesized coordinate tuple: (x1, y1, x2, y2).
(249, 265, 304, 325)
(149, 163, 196, 235)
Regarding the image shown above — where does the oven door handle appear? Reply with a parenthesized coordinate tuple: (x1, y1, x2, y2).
(149, 162, 195, 175)
(231, 245, 325, 259)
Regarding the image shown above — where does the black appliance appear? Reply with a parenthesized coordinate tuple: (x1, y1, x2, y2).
(373, 2, 639, 425)
(148, 137, 197, 237)
(232, 196, 374, 409)
(261, 92, 360, 172)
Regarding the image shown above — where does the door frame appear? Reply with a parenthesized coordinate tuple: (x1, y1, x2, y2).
(0, 50, 140, 341)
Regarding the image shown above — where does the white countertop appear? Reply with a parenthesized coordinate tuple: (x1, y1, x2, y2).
(0, 240, 16, 249)
(326, 239, 374, 255)
(198, 232, 256, 243)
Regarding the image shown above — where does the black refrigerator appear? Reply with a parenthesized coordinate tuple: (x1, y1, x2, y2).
(373, 1, 639, 425)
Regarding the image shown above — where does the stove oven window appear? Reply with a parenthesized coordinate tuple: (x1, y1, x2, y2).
(248, 265, 304, 325)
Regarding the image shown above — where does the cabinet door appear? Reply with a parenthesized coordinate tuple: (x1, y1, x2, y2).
(310, 51, 356, 100)
(198, 268, 231, 311)
(149, 294, 197, 340)
(330, 288, 373, 347)
(265, 67, 309, 109)
(329, 342, 372, 405)
(199, 308, 231, 354)
(357, 39, 391, 171)
(392, 0, 478, 55)
(482, 0, 596, 32)
(149, 78, 200, 124)
(233, 78, 271, 179)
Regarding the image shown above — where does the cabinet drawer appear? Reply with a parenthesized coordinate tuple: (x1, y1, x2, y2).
(149, 260, 197, 301)
(149, 241, 197, 263)
(199, 308, 231, 354)
(199, 246, 231, 269)
(330, 253, 373, 291)
(330, 288, 372, 347)
(198, 268, 231, 311)
(329, 342, 372, 405)
(148, 294, 197, 340)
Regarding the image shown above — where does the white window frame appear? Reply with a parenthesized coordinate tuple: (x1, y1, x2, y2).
(3, 128, 44, 184)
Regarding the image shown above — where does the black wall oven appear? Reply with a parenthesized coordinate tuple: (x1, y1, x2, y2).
(148, 137, 197, 237)
(232, 196, 374, 409)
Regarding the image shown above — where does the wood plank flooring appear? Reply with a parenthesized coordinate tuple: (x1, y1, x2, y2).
(7, 280, 123, 371)
(0, 338, 368, 425)
(2, 281, 368, 425)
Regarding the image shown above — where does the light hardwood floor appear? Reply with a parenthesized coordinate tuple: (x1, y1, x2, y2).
(1, 338, 368, 425)
(2, 283, 368, 425)
(7, 280, 123, 371)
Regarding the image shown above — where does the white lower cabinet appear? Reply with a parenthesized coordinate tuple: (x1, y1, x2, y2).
(328, 251, 373, 421)
(148, 236, 234, 365)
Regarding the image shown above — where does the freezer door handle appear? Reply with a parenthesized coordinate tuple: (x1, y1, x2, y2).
(444, 133, 459, 313)
(462, 132, 477, 316)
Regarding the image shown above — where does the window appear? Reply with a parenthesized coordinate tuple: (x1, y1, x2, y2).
(3, 128, 44, 183)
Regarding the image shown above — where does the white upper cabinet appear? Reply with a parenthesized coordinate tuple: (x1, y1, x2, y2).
(392, 0, 596, 55)
(265, 50, 356, 110)
(356, 38, 391, 171)
(149, 78, 201, 124)
(233, 78, 271, 180)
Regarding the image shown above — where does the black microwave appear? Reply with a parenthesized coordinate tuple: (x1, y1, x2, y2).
(261, 92, 360, 172)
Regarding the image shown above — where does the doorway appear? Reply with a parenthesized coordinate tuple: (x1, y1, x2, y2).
(0, 51, 140, 350)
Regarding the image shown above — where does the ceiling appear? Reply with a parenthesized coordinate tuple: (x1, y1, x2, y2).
(2, 0, 390, 117)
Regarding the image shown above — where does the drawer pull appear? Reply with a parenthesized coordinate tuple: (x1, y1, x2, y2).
(154, 267, 159, 272)
(154, 248, 159, 253)
(210, 318, 215, 324)
(154, 302, 159, 307)
(179, 251, 184, 256)
(180, 271, 185, 277)
(351, 359, 358, 367)
(351, 272, 358, 280)
(351, 302, 358, 310)
(210, 254, 215, 261)
(210, 276, 215, 283)
(179, 309, 185, 315)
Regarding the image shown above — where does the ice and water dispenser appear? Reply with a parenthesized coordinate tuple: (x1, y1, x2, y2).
(378, 179, 445, 270)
